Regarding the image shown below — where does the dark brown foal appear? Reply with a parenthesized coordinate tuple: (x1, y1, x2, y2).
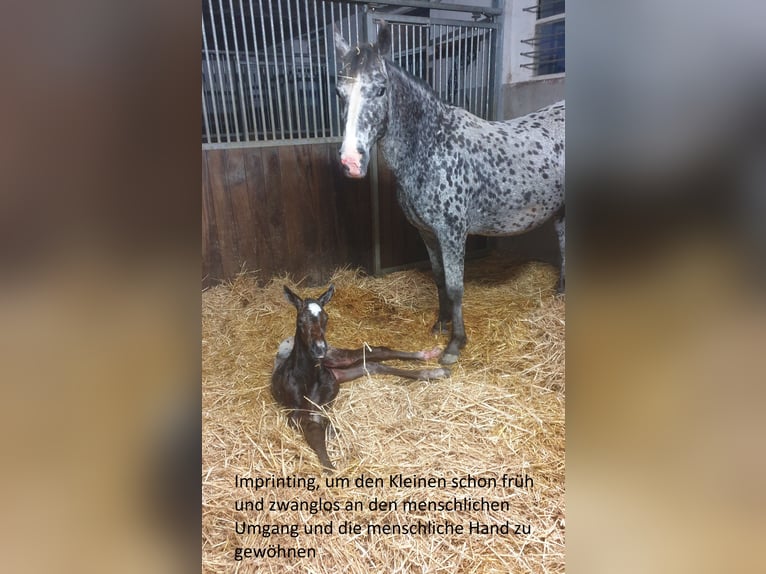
(271, 284, 449, 471)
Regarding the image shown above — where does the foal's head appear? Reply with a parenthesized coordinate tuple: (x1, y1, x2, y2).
(283, 284, 335, 360)
(334, 23, 392, 178)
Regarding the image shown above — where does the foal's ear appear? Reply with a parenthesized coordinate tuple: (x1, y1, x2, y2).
(333, 25, 350, 59)
(317, 283, 335, 307)
(283, 285, 303, 309)
(376, 21, 391, 55)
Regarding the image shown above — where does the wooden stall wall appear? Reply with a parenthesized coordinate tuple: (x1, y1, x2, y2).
(202, 143, 489, 288)
(202, 143, 372, 288)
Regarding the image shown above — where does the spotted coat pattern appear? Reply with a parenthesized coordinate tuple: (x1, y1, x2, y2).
(335, 26, 565, 364)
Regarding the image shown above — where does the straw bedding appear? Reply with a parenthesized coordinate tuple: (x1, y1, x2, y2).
(202, 253, 565, 573)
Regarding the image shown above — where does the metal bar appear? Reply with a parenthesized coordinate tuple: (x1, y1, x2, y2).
(207, 2, 231, 141)
(314, 1, 327, 137)
(439, 24, 445, 99)
(295, 1, 309, 138)
(228, 0, 248, 141)
(535, 13, 567, 26)
(239, 0, 257, 141)
(217, 0, 240, 141)
(257, 0, 277, 140)
(287, 2, 309, 137)
(487, 28, 494, 118)
(248, 0, 267, 140)
(267, 1, 285, 139)
(203, 135, 344, 151)
(365, 11, 382, 276)
(474, 30, 482, 116)
(324, 1, 339, 137)
(369, 12, 497, 29)
(471, 30, 481, 116)
(287, 0, 302, 138)
(354, 2, 360, 43)
(298, 2, 319, 137)
(481, 28, 490, 119)
(201, 82, 211, 144)
(346, 2, 352, 44)
(458, 26, 465, 109)
(491, 25, 502, 120)
(404, 22, 409, 72)
(466, 27, 474, 114)
(276, 0, 294, 138)
(346, 0, 502, 16)
(421, 25, 426, 86)
(433, 24, 439, 96)
(202, 19, 221, 143)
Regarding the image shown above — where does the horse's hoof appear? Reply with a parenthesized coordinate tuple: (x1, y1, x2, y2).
(440, 352, 459, 365)
(431, 321, 450, 335)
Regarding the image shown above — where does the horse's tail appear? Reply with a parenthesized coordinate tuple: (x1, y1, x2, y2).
(299, 414, 334, 471)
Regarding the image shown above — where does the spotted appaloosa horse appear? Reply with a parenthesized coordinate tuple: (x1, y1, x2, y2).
(271, 283, 450, 470)
(334, 24, 565, 365)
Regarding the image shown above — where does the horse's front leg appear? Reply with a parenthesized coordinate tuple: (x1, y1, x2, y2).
(554, 208, 565, 294)
(439, 234, 468, 365)
(420, 229, 451, 334)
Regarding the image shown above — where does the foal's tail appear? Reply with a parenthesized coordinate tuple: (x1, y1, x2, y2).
(298, 415, 334, 471)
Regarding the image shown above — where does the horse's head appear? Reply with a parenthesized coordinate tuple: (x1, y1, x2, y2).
(283, 284, 335, 360)
(334, 24, 392, 178)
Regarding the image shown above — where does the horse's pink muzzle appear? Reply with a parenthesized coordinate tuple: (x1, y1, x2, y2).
(340, 152, 364, 178)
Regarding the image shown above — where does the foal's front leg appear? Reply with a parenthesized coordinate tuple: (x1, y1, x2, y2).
(323, 346, 442, 368)
(328, 362, 450, 384)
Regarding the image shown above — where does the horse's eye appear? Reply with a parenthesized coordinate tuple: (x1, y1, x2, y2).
(376, 87, 386, 97)
(335, 86, 344, 99)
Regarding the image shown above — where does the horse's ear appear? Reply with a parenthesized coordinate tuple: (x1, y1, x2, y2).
(333, 25, 350, 59)
(376, 21, 391, 55)
(283, 285, 302, 309)
(317, 283, 335, 307)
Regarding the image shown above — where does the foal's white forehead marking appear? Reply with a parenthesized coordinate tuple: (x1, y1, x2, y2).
(307, 302, 322, 317)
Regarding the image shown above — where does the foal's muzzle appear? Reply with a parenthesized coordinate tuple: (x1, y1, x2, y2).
(310, 341, 327, 360)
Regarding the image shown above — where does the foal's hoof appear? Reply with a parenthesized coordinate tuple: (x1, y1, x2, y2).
(440, 352, 459, 365)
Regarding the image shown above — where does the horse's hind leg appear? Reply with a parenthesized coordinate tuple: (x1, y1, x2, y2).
(329, 362, 450, 384)
(420, 230, 452, 334)
(554, 209, 565, 294)
(324, 346, 441, 368)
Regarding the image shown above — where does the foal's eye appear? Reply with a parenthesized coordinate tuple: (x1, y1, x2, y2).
(335, 86, 345, 99)
(376, 87, 386, 97)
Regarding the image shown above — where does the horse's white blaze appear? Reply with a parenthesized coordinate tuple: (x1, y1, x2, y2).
(308, 303, 322, 317)
(340, 79, 362, 161)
